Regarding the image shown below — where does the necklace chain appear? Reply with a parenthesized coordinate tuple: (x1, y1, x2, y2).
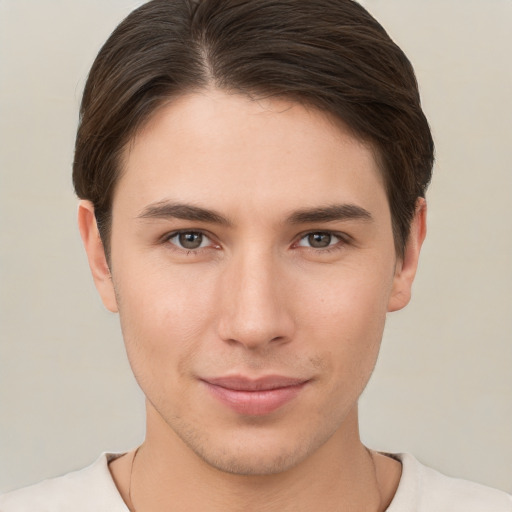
(128, 446, 140, 512)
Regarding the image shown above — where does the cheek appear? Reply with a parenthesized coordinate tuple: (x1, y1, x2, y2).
(113, 263, 219, 390)
(296, 267, 391, 379)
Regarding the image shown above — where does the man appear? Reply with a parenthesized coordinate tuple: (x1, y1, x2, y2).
(1, 0, 510, 510)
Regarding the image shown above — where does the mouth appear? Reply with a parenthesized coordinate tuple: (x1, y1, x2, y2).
(200, 375, 310, 416)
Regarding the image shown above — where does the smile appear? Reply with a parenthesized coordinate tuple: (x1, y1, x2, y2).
(201, 375, 310, 416)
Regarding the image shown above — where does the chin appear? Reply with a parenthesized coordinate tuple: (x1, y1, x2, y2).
(175, 420, 329, 477)
(194, 442, 312, 476)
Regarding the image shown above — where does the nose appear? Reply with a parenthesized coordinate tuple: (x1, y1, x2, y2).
(216, 249, 295, 350)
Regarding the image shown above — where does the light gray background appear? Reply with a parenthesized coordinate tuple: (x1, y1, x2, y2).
(1, 0, 511, 494)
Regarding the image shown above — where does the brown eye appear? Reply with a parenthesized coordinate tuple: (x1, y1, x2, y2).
(307, 232, 333, 248)
(168, 231, 207, 250)
(179, 232, 203, 249)
(296, 231, 346, 251)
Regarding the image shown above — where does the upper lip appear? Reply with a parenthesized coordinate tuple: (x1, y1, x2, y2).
(202, 375, 309, 391)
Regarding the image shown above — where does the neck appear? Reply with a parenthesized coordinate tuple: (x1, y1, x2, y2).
(111, 402, 400, 512)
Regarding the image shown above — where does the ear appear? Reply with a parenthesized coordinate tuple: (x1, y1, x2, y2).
(387, 198, 427, 312)
(77, 200, 118, 313)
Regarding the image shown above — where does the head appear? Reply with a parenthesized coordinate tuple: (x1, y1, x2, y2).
(76, 0, 433, 476)
(74, 0, 433, 261)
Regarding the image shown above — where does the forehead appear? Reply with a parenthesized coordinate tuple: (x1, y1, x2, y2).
(115, 90, 388, 220)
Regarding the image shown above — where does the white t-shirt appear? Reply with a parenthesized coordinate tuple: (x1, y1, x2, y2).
(1, 452, 511, 511)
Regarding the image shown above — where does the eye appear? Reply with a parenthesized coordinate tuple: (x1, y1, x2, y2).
(167, 231, 212, 250)
(297, 232, 343, 249)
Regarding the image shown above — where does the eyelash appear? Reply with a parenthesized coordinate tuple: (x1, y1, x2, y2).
(162, 230, 218, 255)
(162, 230, 349, 255)
(294, 231, 349, 253)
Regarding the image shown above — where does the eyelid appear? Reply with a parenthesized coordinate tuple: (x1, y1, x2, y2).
(296, 229, 349, 242)
(293, 230, 351, 250)
(162, 229, 220, 251)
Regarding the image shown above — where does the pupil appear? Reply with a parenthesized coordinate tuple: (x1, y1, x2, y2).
(179, 232, 202, 249)
(309, 233, 331, 248)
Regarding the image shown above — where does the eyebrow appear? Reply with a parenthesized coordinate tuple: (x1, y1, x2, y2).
(286, 204, 373, 224)
(137, 201, 232, 226)
(137, 201, 373, 226)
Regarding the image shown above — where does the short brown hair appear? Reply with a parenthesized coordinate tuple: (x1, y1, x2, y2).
(73, 0, 434, 258)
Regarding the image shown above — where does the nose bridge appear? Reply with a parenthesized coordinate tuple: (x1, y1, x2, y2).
(217, 244, 293, 349)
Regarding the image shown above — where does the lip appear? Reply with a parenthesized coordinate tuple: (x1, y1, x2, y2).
(201, 375, 309, 416)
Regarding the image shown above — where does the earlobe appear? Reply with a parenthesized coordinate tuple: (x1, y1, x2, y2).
(387, 198, 427, 312)
(77, 200, 118, 313)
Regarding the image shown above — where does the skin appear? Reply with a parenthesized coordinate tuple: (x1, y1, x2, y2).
(79, 90, 426, 511)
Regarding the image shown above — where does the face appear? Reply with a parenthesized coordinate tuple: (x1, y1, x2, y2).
(80, 90, 423, 475)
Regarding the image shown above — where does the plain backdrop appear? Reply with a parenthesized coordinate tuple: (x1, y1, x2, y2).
(1, 0, 511, 494)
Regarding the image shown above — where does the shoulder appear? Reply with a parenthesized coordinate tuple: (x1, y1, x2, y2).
(0, 453, 128, 512)
(387, 453, 512, 512)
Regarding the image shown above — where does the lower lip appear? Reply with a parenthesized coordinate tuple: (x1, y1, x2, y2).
(203, 382, 307, 416)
